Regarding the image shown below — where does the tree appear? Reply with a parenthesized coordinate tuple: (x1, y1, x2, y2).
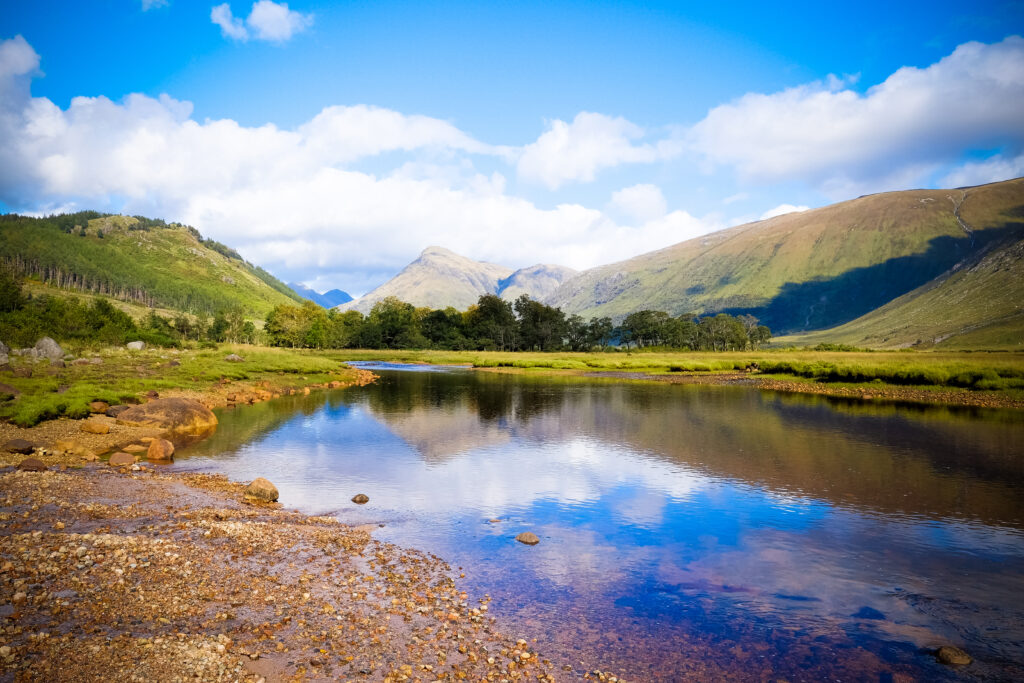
(587, 317, 614, 349)
(514, 295, 567, 351)
(466, 294, 517, 350)
(749, 325, 772, 349)
(0, 267, 24, 313)
(367, 297, 418, 349)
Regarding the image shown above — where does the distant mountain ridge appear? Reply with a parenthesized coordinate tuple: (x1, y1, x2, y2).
(546, 177, 1024, 343)
(337, 246, 577, 314)
(288, 282, 353, 308)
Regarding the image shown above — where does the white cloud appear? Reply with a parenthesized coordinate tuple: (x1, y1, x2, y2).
(610, 183, 667, 223)
(0, 36, 720, 296)
(211, 1, 312, 43)
(517, 112, 676, 190)
(142, 0, 168, 10)
(941, 152, 1024, 188)
(759, 203, 810, 220)
(689, 36, 1024, 198)
(211, 4, 248, 40)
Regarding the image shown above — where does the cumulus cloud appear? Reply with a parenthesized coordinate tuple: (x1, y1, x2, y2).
(212, 1, 312, 43)
(759, 203, 810, 220)
(517, 112, 677, 190)
(689, 36, 1024, 197)
(941, 152, 1024, 188)
(610, 183, 668, 223)
(0, 36, 719, 295)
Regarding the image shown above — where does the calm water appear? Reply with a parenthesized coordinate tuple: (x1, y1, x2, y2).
(174, 363, 1024, 681)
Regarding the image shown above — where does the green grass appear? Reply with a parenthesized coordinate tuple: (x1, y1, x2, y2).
(338, 348, 1024, 395)
(0, 345, 358, 427)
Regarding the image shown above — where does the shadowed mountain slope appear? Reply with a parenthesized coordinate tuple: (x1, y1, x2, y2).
(547, 178, 1024, 335)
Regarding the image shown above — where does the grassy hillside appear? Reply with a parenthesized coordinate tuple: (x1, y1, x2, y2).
(0, 212, 303, 319)
(548, 178, 1024, 335)
(779, 231, 1024, 349)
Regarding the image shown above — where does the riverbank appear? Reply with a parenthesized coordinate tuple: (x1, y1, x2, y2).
(0, 465, 593, 682)
(341, 349, 1024, 410)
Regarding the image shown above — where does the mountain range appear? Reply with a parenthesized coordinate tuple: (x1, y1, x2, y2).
(287, 282, 353, 309)
(336, 246, 577, 314)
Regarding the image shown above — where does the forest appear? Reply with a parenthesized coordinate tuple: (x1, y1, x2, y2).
(262, 294, 772, 352)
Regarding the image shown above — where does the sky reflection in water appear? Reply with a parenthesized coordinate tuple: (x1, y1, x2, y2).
(175, 364, 1024, 681)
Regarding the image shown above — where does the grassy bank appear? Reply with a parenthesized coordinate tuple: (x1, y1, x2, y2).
(339, 348, 1024, 397)
(0, 345, 361, 427)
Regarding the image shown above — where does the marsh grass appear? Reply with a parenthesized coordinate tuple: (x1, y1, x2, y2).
(0, 345, 356, 427)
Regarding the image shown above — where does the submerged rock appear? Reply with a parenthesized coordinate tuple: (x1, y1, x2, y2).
(109, 452, 135, 467)
(351, 493, 369, 504)
(936, 646, 972, 666)
(515, 532, 540, 546)
(245, 478, 279, 502)
(116, 397, 217, 433)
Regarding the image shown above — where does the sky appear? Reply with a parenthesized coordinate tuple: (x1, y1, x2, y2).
(1, 1, 1023, 296)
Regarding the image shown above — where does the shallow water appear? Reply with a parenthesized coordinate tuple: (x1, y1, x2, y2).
(174, 363, 1024, 681)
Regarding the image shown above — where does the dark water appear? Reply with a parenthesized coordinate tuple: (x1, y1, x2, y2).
(174, 363, 1024, 681)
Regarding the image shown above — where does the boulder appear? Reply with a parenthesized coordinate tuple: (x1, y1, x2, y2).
(122, 444, 146, 453)
(0, 354, 8, 366)
(80, 420, 111, 435)
(126, 341, 146, 351)
(4, 439, 35, 455)
(116, 397, 218, 434)
(0, 340, 7, 355)
(351, 494, 369, 504)
(106, 405, 130, 418)
(17, 457, 46, 472)
(936, 646, 972, 666)
(34, 337, 64, 361)
(108, 452, 135, 467)
(0, 382, 19, 397)
(50, 359, 65, 369)
(224, 354, 245, 362)
(89, 401, 110, 413)
(146, 438, 175, 461)
(245, 478, 279, 503)
(515, 532, 540, 546)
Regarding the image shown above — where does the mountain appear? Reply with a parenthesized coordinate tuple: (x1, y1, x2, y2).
(498, 264, 578, 302)
(547, 177, 1024, 335)
(337, 246, 576, 314)
(0, 211, 304, 319)
(780, 224, 1024, 349)
(288, 282, 353, 308)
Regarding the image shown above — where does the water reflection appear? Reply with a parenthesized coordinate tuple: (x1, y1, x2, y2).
(176, 365, 1024, 681)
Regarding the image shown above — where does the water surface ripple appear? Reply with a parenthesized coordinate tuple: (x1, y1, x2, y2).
(175, 363, 1024, 681)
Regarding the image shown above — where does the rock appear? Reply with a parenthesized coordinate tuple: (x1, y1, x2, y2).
(0, 340, 7, 355)
(351, 494, 369, 504)
(936, 646, 972, 666)
(72, 358, 91, 366)
(106, 405, 130, 418)
(34, 337, 64, 361)
(50, 359, 65, 368)
(17, 457, 46, 472)
(12, 367, 31, 378)
(146, 438, 175, 461)
(89, 401, 110, 413)
(4, 439, 35, 454)
(90, 357, 104, 365)
(515, 532, 540, 545)
(328, 381, 343, 389)
(168, 360, 181, 367)
(122, 444, 146, 453)
(224, 354, 245, 362)
(145, 390, 159, 399)
(81, 453, 100, 462)
(0, 353, 8, 366)
(108, 452, 135, 467)
(126, 341, 146, 351)
(245, 478, 279, 502)
(80, 420, 110, 434)
(116, 397, 218, 433)
(0, 382, 17, 396)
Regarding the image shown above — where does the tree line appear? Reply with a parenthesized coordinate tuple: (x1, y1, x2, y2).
(264, 294, 771, 352)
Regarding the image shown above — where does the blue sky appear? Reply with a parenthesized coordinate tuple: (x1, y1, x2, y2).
(1, 1, 1022, 295)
